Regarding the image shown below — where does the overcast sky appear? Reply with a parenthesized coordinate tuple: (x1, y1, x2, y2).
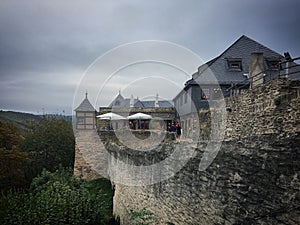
(1, 0, 300, 115)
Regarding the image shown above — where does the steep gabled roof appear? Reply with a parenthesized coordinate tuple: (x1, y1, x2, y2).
(75, 94, 96, 112)
(193, 35, 284, 84)
(109, 92, 125, 107)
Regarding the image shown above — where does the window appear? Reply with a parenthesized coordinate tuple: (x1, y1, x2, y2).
(212, 87, 222, 99)
(201, 88, 210, 100)
(227, 59, 242, 71)
(77, 117, 85, 124)
(115, 100, 120, 106)
(267, 59, 280, 70)
(184, 92, 188, 104)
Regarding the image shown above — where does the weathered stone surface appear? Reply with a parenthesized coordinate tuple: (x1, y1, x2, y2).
(110, 78, 300, 224)
(74, 77, 300, 224)
(111, 133, 300, 225)
(222, 78, 300, 140)
(73, 129, 108, 180)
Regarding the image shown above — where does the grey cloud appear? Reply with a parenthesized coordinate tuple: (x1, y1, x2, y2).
(1, 0, 300, 114)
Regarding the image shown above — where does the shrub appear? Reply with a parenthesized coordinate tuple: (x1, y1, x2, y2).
(129, 208, 157, 225)
(0, 169, 114, 225)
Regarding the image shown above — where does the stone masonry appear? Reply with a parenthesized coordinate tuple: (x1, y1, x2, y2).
(73, 129, 108, 180)
(109, 78, 300, 224)
(110, 133, 300, 225)
(73, 77, 300, 224)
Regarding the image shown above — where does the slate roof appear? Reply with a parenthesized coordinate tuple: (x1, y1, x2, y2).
(190, 35, 284, 85)
(74, 95, 96, 112)
(109, 93, 173, 108)
(134, 100, 173, 108)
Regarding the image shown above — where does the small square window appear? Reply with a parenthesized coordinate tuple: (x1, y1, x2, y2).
(267, 60, 280, 70)
(77, 117, 85, 124)
(227, 59, 242, 71)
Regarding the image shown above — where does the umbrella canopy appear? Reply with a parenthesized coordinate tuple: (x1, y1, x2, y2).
(96, 112, 125, 120)
(127, 112, 152, 120)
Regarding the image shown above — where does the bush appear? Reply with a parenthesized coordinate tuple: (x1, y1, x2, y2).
(129, 208, 157, 225)
(0, 169, 114, 225)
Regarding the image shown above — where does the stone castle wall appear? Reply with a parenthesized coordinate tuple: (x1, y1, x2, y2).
(73, 129, 108, 180)
(110, 78, 300, 224)
(73, 78, 300, 224)
(110, 134, 300, 225)
(223, 78, 300, 139)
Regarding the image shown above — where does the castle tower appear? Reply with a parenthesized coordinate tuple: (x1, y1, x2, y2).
(74, 92, 96, 129)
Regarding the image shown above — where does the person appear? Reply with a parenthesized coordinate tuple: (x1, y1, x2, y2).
(175, 122, 181, 143)
(169, 123, 176, 132)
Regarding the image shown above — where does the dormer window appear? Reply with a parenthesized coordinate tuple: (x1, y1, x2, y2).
(227, 58, 242, 71)
(201, 88, 210, 100)
(267, 59, 280, 70)
(115, 100, 120, 106)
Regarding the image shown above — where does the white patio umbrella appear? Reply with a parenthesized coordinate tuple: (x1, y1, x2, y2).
(127, 112, 152, 120)
(127, 113, 152, 129)
(96, 112, 125, 120)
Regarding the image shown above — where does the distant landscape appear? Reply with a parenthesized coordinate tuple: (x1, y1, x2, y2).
(0, 110, 72, 131)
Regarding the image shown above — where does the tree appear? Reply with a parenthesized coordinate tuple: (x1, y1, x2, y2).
(0, 121, 23, 150)
(22, 118, 75, 176)
(0, 121, 30, 189)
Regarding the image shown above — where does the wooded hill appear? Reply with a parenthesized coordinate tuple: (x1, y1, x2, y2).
(0, 110, 42, 132)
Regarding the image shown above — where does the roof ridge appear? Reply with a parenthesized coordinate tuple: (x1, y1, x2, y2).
(192, 35, 283, 81)
(236, 35, 282, 56)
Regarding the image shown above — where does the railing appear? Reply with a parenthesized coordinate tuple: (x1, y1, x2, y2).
(228, 56, 300, 94)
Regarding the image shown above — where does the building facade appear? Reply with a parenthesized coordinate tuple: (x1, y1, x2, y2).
(174, 35, 288, 137)
(74, 93, 96, 129)
(98, 92, 176, 130)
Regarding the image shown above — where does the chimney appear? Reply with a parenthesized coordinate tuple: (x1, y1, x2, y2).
(130, 94, 134, 108)
(155, 93, 159, 108)
(249, 53, 264, 89)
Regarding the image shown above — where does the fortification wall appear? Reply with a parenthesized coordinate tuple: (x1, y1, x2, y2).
(223, 78, 300, 139)
(73, 78, 300, 223)
(110, 134, 300, 225)
(73, 129, 108, 180)
(110, 78, 300, 224)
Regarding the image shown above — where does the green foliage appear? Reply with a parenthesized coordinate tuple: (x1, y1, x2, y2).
(129, 208, 157, 225)
(0, 169, 115, 225)
(0, 121, 23, 150)
(0, 148, 31, 190)
(0, 121, 31, 190)
(22, 117, 75, 176)
(30, 167, 81, 193)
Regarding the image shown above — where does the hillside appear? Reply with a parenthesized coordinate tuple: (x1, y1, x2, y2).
(0, 110, 42, 131)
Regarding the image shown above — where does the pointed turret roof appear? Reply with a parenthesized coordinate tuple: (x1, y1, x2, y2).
(74, 92, 96, 112)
